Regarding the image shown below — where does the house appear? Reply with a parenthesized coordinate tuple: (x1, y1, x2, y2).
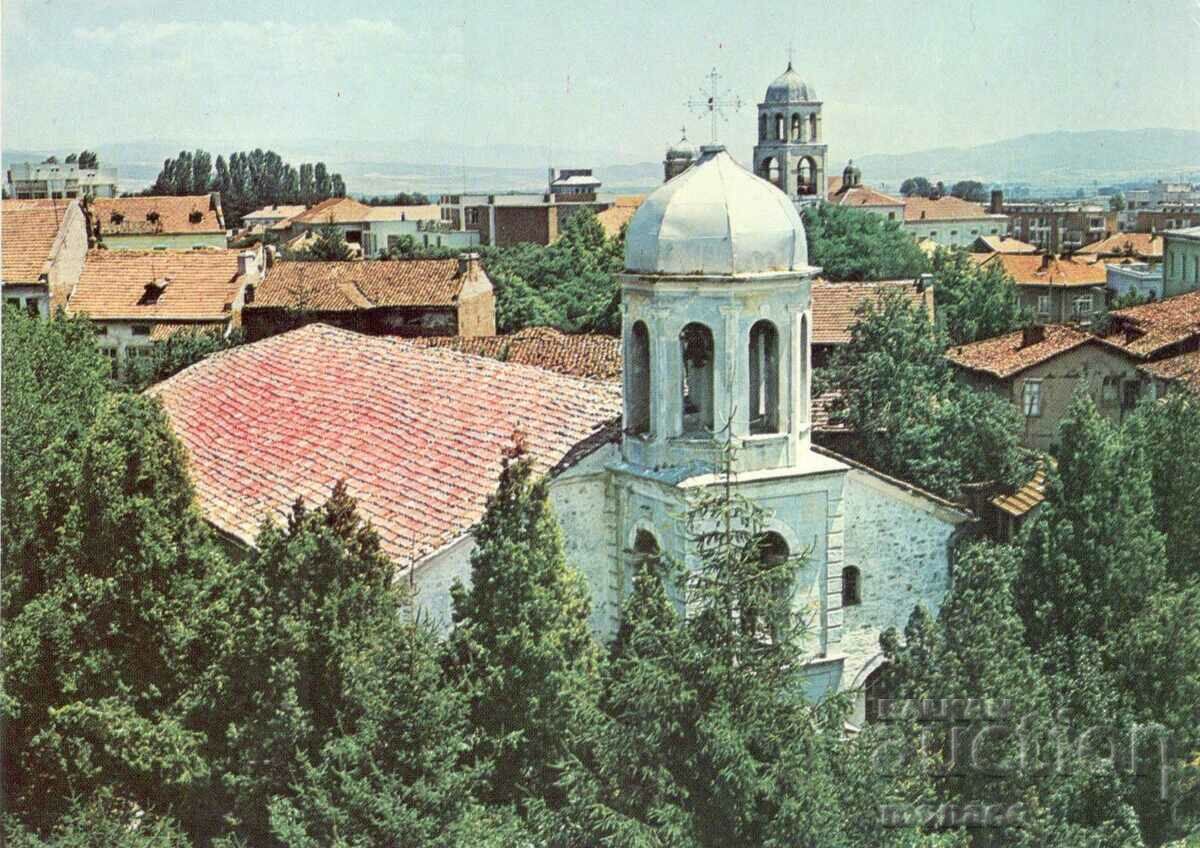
(595, 196, 646, 239)
(91, 194, 227, 250)
(1103, 289, 1200, 361)
(826, 163, 905, 223)
(968, 234, 1039, 255)
(999, 193, 1114, 253)
(6, 160, 119, 199)
(240, 254, 495, 342)
(902, 194, 1008, 249)
(946, 324, 1143, 451)
(1074, 231, 1163, 263)
(1139, 350, 1200, 399)
(285, 197, 479, 256)
(1105, 261, 1164, 302)
(973, 252, 1108, 324)
(1133, 206, 1200, 235)
(549, 168, 601, 200)
(1, 198, 90, 316)
(1162, 226, 1200, 298)
(808, 278, 935, 368)
(155, 142, 974, 724)
(411, 326, 621, 381)
(67, 246, 263, 373)
(241, 204, 306, 232)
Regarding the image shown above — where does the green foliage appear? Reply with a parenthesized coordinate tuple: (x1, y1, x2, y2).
(448, 446, 600, 807)
(287, 221, 354, 261)
(900, 176, 934, 197)
(949, 180, 989, 203)
(122, 328, 244, 391)
(362, 191, 431, 206)
(931, 248, 1029, 344)
(1091, 288, 1152, 335)
(804, 203, 930, 282)
(480, 208, 624, 334)
(1110, 193, 1127, 212)
(4, 790, 190, 847)
(818, 288, 1030, 499)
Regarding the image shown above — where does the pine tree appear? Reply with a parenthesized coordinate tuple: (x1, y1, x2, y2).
(447, 440, 599, 808)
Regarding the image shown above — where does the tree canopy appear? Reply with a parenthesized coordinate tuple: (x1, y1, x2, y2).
(803, 203, 930, 282)
(949, 179, 989, 202)
(930, 247, 1028, 345)
(900, 176, 934, 197)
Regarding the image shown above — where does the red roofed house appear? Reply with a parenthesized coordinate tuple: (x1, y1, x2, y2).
(1, 198, 90, 316)
(947, 323, 1142, 451)
(68, 245, 263, 374)
(92, 194, 227, 250)
(156, 144, 975, 725)
(974, 252, 1109, 325)
(826, 162, 905, 222)
(284, 197, 480, 256)
(1103, 289, 1200, 361)
(902, 194, 1009, 249)
(241, 254, 495, 341)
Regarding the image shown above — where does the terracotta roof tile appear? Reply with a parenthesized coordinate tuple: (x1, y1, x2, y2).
(1075, 232, 1163, 260)
(148, 321, 228, 341)
(971, 235, 1040, 254)
(150, 324, 622, 567)
(412, 327, 622, 381)
(946, 324, 1132, 379)
(975, 253, 1108, 288)
(93, 195, 223, 236)
(1107, 290, 1200, 357)
(1, 199, 69, 283)
(290, 197, 375, 225)
(1138, 349, 1200, 393)
(810, 280, 933, 345)
(68, 249, 247, 321)
(904, 195, 996, 222)
(251, 259, 464, 311)
(596, 196, 645, 238)
(992, 464, 1047, 517)
(826, 179, 903, 209)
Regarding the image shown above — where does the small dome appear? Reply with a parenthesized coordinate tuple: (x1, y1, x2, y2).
(842, 159, 861, 187)
(764, 62, 816, 103)
(666, 132, 696, 162)
(625, 145, 809, 276)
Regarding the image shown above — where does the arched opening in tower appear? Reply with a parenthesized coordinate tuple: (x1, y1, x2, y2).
(748, 319, 780, 434)
(679, 322, 714, 435)
(627, 320, 651, 435)
(797, 157, 816, 196)
(761, 156, 782, 191)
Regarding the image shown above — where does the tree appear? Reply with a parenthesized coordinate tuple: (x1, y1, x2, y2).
(949, 179, 988, 202)
(77, 150, 98, 170)
(447, 441, 600, 808)
(289, 221, 354, 261)
(1110, 193, 1126, 212)
(803, 203, 930, 282)
(930, 247, 1028, 344)
(121, 328, 244, 392)
(900, 176, 933, 197)
(818, 288, 1029, 499)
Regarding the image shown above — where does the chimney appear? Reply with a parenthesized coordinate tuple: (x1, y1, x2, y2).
(990, 189, 1003, 214)
(458, 252, 480, 277)
(916, 272, 934, 292)
(1039, 252, 1052, 271)
(1022, 324, 1046, 347)
(237, 250, 256, 277)
(244, 283, 255, 305)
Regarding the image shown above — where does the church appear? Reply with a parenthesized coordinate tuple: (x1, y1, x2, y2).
(154, 68, 970, 723)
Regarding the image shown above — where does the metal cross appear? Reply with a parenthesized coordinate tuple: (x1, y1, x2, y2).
(685, 67, 742, 144)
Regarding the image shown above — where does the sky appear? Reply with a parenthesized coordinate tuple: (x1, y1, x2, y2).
(3, 0, 1200, 167)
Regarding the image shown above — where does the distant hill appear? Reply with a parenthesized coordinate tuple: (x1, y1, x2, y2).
(854, 128, 1200, 191)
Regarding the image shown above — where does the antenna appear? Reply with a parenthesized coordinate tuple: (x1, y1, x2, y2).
(685, 67, 743, 144)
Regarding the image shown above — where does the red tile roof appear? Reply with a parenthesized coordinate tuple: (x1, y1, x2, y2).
(150, 324, 622, 567)
(69, 249, 248, 321)
(1106, 290, 1200, 357)
(1, 199, 70, 283)
(1075, 232, 1163, 260)
(810, 279, 934, 345)
(826, 178, 903, 209)
(596, 196, 645, 238)
(974, 253, 1108, 288)
(992, 464, 1047, 517)
(251, 259, 465, 311)
(946, 324, 1132, 379)
(904, 195, 995, 223)
(1138, 349, 1200, 393)
(971, 235, 1039, 254)
(93, 195, 224, 236)
(412, 327, 622, 381)
(290, 197, 375, 225)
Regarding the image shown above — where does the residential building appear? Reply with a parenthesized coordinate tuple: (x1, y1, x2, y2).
(286, 197, 479, 255)
(549, 167, 601, 200)
(947, 324, 1143, 451)
(241, 204, 306, 231)
(1, 198, 90, 316)
(412, 326, 622, 381)
(1139, 350, 1200, 399)
(808, 278, 935, 368)
(1162, 226, 1200, 298)
(973, 252, 1108, 324)
(1133, 206, 1200, 234)
(753, 62, 827, 206)
(6, 160, 119, 199)
(91, 194, 227, 250)
(825, 162, 905, 222)
(155, 143, 973, 724)
(1121, 182, 1200, 230)
(1075, 231, 1163, 263)
(1000, 193, 1114, 253)
(902, 195, 1008, 248)
(240, 254, 494, 342)
(968, 234, 1039, 255)
(1106, 261, 1164, 301)
(67, 247, 263, 373)
(595, 195, 646, 239)
(1103, 289, 1200, 362)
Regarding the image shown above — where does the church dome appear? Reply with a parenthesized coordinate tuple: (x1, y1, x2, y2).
(842, 159, 861, 187)
(625, 145, 809, 276)
(665, 133, 696, 162)
(764, 62, 815, 103)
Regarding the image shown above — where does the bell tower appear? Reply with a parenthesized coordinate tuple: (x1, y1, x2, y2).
(752, 62, 827, 209)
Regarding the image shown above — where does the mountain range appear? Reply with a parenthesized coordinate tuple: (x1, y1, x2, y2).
(4, 128, 1197, 199)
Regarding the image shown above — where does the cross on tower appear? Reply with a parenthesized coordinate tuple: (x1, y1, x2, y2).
(685, 67, 743, 144)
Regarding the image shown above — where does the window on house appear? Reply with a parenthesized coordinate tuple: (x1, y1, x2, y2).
(1122, 380, 1139, 411)
(748, 320, 780, 434)
(627, 320, 651, 435)
(1102, 376, 1119, 403)
(24, 298, 40, 318)
(1073, 295, 1093, 317)
(888, 212, 895, 220)
(1023, 380, 1042, 417)
(132, 325, 151, 337)
(842, 566, 861, 606)
(100, 347, 118, 378)
(929, 231, 938, 238)
(6, 297, 21, 310)
(679, 322, 714, 435)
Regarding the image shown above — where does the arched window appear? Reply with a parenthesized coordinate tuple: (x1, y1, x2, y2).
(790, 113, 802, 141)
(746, 531, 792, 641)
(758, 113, 767, 141)
(633, 529, 661, 569)
(864, 664, 891, 724)
(748, 320, 780, 434)
(797, 158, 815, 196)
(761, 157, 782, 190)
(628, 320, 651, 435)
(842, 565, 861, 606)
(809, 113, 818, 142)
(774, 113, 785, 141)
(799, 313, 810, 423)
(679, 322, 714, 435)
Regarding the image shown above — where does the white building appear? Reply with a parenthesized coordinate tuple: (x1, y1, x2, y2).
(6, 161, 119, 199)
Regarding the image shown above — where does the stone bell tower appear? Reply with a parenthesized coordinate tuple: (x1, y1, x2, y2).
(752, 62, 827, 208)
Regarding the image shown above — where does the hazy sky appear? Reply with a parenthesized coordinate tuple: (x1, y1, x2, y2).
(4, 0, 1199, 164)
